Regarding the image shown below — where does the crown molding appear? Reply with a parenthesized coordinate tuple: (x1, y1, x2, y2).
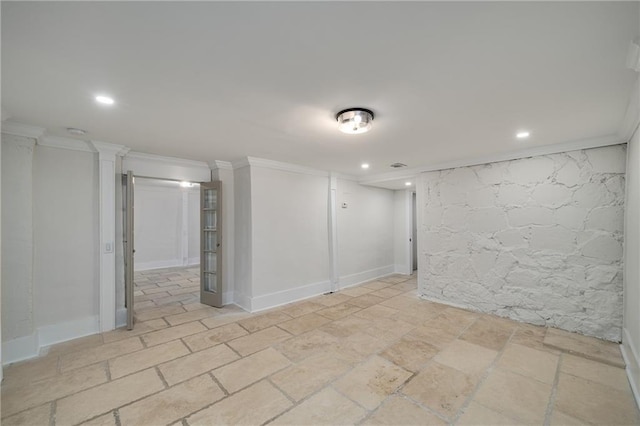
(360, 134, 626, 186)
(246, 156, 329, 177)
(1, 121, 45, 139)
(232, 158, 251, 170)
(38, 135, 94, 153)
(91, 140, 129, 157)
(209, 160, 233, 171)
(124, 151, 209, 168)
(618, 76, 640, 143)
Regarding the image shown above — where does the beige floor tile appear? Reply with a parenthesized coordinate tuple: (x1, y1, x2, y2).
(141, 321, 207, 347)
(363, 316, 415, 342)
(80, 411, 117, 425)
(47, 334, 104, 356)
(227, 326, 292, 356)
(119, 374, 224, 425)
(549, 409, 588, 425)
(406, 324, 459, 349)
(186, 380, 292, 426)
(276, 330, 340, 361)
(277, 313, 332, 335)
(182, 323, 248, 352)
(364, 395, 446, 426)
(237, 311, 293, 333)
(109, 339, 189, 379)
(497, 343, 559, 384)
(55, 368, 165, 425)
(159, 343, 239, 386)
(402, 362, 477, 419)
(354, 304, 399, 320)
(143, 285, 182, 295)
(1, 403, 51, 425)
(380, 295, 424, 310)
(434, 339, 498, 377)
(362, 280, 394, 290)
(510, 323, 552, 352)
(182, 302, 211, 311)
(201, 311, 252, 329)
(457, 401, 523, 425)
(474, 368, 551, 424)
(316, 303, 362, 320)
(555, 372, 639, 425)
(135, 305, 186, 322)
(2, 354, 59, 386)
(279, 300, 326, 318)
(319, 315, 371, 338)
(213, 347, 291, 393)
(2, 363, 108, 417)
(460, 316, 516, 351)
(339, 286, 375, 297)
(163, 308, 217, 326)
(315, 292, 353, 307)
(59, 337, 143, 372)
(271, 352, 352, 401)
(329, 332, 389, 363)
(380, 334, 440, 372)
(561, 353, 629, 391)
(370, 287, 405, 299)
(271, 387, 367, 425)
(348, 294, 386, 308)
(334, 356, 412, 410)
(543, 327, 624, 368)
(380, 275, 411, 284)
(102, 319, 169, 344)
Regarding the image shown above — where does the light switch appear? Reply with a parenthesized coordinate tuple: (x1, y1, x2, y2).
(105, 242, 113, 253)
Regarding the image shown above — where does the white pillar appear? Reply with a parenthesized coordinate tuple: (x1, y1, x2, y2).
(91, 141, 128, 332)
(328, 173, 338, 292)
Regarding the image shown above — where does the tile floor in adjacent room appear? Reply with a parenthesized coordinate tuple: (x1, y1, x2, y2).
(2, 267, 639, 425)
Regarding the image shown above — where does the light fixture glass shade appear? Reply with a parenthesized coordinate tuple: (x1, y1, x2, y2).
(336, 108, 374, 134)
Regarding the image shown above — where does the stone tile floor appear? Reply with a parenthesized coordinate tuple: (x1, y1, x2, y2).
(2, 268, 639, 425)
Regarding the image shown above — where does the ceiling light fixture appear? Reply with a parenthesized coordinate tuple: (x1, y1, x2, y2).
(336, 108, 374, 134)
(180, 181, 193, 188)
(361, 163, 370, 169)
(66, 127, 88, 136)
(405, 182, 412, 186)
(516, 131, 530, 139)
(95, 95, 115, 105)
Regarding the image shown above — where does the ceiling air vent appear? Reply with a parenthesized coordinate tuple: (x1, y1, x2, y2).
(390, 163, 407, 168)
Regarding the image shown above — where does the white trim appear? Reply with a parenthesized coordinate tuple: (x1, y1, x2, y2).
(123, 151, 210, 182)
(91, 140, 129, 157)
(234, 292, 252, 312)
(232, 158, 251, 170)
(621, 328, 640, 409)
(38, 135, 95, 153)
(125, 151, 210, 168)
(332, 172, 359, 182)
(116, 308, 128, 328)
(222, 292, 235, 306)
(1, 135, 36, 148)
(339, 265, 395, 288)
(135, 259, 184, 271)
(250, 279, 332, 313)
(209, 160, 233, 171)
(360, 134, 626, 187)
(619, 76, 640, 143)
(328, 174, 339, 292)
(2, 315, 100, 365)
(246, 156, 329, 177)
(1, 121, 45, 139)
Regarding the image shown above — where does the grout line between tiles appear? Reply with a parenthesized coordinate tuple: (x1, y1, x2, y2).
(544, 353, 564, 426)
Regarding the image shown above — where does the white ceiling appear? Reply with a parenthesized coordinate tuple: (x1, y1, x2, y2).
(2, 2, 638, 185)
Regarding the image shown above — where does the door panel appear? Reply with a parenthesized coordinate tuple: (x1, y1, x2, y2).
(200, 181, 222, 307)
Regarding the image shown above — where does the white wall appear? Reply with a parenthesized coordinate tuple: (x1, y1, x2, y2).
(33, 146, 99, 327)
(337, 178, 395, 286)
(393, 190, 412, 275)
(233, 165, 253, 310)
(623, 123, 640, 402)
(1, 135, 34, 342)
(133, 179, 200, 270)
(251, 166, 330, 305)
(420, 145, 626, 341)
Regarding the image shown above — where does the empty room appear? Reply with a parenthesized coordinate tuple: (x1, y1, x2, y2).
(1, 1, 640, 425)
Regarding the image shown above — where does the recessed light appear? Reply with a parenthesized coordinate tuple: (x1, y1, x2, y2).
(516, 131, 530, 139)
(405, 182, 412, 186)
(361, 163, 370, 169)
(95, 95, 115, 105)
(180, 181, 193, 188)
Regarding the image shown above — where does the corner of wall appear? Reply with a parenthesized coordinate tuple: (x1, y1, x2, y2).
(621, 328, 640, 408)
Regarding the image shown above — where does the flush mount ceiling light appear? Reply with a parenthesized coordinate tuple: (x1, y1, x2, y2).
(95, 95, 115, 105)
(405, 182, 412, 186)
(336, 108, 374, 134)
(66, 127, 87, 136)
(361, 163, 370, 169)
(516, 131, 530, 139)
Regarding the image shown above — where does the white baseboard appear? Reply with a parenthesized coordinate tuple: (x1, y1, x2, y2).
(2, 315, 99, 365)
(187, 257, 200, 266)
(234, 292, 252, 312)
(339, 265, 395, 289)
(222, 292, 235, 306)
(621, 327, 640, 409)
(135, 259, 183, 271)
(116, 308, 128, 328)
(250, 279, 332, 313)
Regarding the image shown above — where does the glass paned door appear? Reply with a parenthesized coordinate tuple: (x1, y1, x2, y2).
(201, 181, 222, 307)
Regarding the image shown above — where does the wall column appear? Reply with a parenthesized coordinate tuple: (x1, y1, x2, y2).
(91, 141, 128, 332)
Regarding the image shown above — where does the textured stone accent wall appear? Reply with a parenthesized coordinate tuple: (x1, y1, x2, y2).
(419, 145, 626, 341)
